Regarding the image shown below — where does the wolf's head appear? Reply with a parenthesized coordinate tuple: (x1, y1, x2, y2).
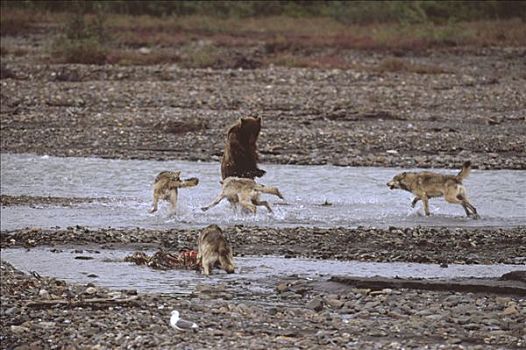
(169, 171, 181, 180)
(387, 172, 409, 190)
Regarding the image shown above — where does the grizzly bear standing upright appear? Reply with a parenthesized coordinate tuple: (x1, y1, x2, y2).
(221, 116, 266, 180)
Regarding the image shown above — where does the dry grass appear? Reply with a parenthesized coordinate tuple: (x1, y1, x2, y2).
(107, 14, 526, 50)
(0, 8, 64, 36)
(373, 58, 450, 74)
(0, 45, 29, 57)
(2, 8, 525, 68)
(4, 8, 524, 48)
(266, 53, 353, 70)
(178, 44, 223, 68)
(50, 38, 108, 65)
(106, 49, 180, 66)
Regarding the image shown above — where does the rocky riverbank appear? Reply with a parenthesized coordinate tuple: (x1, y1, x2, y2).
(1, 14, 526, 349)
(2, 225, 525, 266)
(2, 256, 525, 349)
(2, 47, 525, 170)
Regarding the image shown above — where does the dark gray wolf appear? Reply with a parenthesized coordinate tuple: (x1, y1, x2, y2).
(387, 161, 479, 218)
(197, 224, 235, 275)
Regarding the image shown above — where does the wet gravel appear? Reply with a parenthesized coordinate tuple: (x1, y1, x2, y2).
(0, 195, 111, 208)
(2, 34, 526, 349)
(2, 258, 525, 350)
(1, 47, 525, 170)
(2, 225, 525, 266)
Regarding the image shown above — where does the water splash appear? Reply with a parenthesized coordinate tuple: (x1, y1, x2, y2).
(1, 153, 525, 230)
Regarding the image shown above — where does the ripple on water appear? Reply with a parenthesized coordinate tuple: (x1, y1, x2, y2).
(1, 153, 525, 230)
(2, 247, 524, 295)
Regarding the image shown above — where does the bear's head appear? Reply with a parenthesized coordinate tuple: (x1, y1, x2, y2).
(239, 116, 261, 144)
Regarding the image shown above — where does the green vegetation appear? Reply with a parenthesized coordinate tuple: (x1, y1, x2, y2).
(2, 1, 525, 23)
(50, 3, 110, 64)
(1, 1, 525, 67)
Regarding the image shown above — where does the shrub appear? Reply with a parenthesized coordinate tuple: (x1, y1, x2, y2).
(50, 3, 110, 64)
(180, 44, 222, 68)
(52, 37, 108, 64)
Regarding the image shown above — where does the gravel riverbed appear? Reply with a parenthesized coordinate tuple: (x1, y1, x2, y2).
(1, 226, 525, 348)
(2, 47, 525, 170)
(2, 256, 525, 350)
(1, 30, 525, 349)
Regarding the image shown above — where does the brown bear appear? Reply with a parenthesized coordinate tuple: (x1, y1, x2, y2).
(220, 116, 266, 180)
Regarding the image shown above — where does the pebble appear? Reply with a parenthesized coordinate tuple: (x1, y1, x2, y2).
(306, 297, 324, 312)
(85, 287, 97, 295)
(502, 305, 519, 316)
(276, 283, 289, 293)
(2, 55, 524, 170)
(38, 289, 50, 299)
(38, 321, 56, 329)
(10, 325, 30, 334)
(326, 298, 344, 309)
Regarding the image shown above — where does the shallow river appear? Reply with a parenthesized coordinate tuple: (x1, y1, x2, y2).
(2, 247, 523, 295)
(1, 153, 525, 230)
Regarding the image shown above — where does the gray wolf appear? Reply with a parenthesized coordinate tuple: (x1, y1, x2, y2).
(387, 161, 479, 218)
(201, 177, 283, 214)
(150, 171, 198, 214)
(197, 224, 235, 275)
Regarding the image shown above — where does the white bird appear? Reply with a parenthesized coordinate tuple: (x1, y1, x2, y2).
(170, 310, 198, 331)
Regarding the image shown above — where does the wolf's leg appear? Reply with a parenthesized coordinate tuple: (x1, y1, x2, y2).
(411, 197, 420, 208)
(227, 198, 239, 213)
(250, 192, 273, 213)
(240, 199, 257, 214)
(422, 195, 431, 216)
(258, 200, 273, 213)
(461, 203, 471, 217)
(168, 190, 178, 215)
(201, 258, 211, 275)
(462, 200, 479, 219)
(150, 191, 160, 213)
(239, 193, 257, 214)
(451, 190, 479, 219)
(242, 202, 257, 214)
(201, 193, 225, 211)
(253, 198, 273, 213)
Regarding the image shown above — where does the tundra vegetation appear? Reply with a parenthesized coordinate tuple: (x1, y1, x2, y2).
(1, 1, 525, 67)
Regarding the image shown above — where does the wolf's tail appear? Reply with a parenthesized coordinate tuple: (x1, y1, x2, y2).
(254, 184, 284, 199)
(456, 161, 472, 180)
(179, 177, 199, 188)
(218, 249, 235, 273)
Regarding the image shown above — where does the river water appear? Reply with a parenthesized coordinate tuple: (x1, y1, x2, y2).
(2, 247, 523, 295)
(1, 153, 525, 230)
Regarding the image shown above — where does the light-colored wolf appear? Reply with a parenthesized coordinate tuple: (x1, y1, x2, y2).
(150, 171, 198, 214)
(201, 177, 283, 214)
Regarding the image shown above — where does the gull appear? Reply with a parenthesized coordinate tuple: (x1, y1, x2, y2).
(170, 310, 198, 331)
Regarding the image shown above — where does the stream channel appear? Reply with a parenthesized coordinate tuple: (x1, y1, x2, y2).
(2, 153, 525, 230)
(1, 153, 524, 294)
